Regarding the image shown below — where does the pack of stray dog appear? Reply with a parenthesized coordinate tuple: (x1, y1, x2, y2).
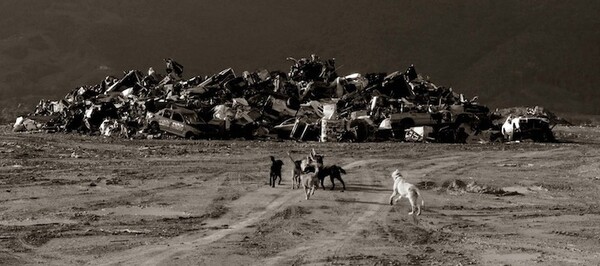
(269, 149, 347, 200)
(308, 151, 346, 192)
(268, 152, 427, 225)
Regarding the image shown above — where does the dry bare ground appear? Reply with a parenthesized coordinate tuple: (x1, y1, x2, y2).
(1, 125, 600, 265)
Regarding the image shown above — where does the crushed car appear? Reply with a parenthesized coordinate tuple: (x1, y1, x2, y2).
(501, 115, 555, 142)
(146, 106, 221, 139)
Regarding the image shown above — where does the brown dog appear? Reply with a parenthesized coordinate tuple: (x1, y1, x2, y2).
(287, 149, 318, 189)
(300, 169, 320, 200)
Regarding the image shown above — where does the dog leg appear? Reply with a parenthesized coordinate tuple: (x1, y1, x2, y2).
(389, 190, 398, 205)
(338, 176, 346, 191)
(329, 175, 335, 190)
(408, 197, 415, 215)
(304, 186, 309, 200)
(394, 194, 402, 204)
(412, 214, 419, 225)
(272, 174, 276, 188)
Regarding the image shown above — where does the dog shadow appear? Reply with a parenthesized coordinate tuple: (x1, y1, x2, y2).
(333, 197, 389, 206)
(341, 185, 390, 193)
(390, 205, 421, 225)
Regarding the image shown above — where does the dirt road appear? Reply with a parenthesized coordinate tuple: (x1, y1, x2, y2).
(1, 126, 600, 265)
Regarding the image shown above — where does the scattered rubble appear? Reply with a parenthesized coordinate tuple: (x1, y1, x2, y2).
(13, 55, 558, 143)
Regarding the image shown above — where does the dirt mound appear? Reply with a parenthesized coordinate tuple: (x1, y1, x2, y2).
(271, 205, 311, 220)
(440, 179, 522, 196)
(241, 205, 320, 258)
(441, 179, 468, 190)
(416, 180, 436, 190)
(254, 205, 317, 238)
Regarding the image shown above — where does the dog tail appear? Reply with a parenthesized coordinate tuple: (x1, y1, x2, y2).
(338, 166, 346, 175)
(417, 189, 424, 207)
(287, 152, 296, 164)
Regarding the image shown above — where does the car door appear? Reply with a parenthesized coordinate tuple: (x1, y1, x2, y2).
(170, 112, 187, 136)
(158, 109, 174, 134)
(409, 112, 435, 126)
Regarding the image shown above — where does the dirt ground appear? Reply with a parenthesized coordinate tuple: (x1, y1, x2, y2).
(1, 125, 600, 265)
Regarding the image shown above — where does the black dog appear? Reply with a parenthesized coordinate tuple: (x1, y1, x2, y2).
(311, 154, 346, 191)
(269, 156, 284, 187)
(317, 165, 347, 191)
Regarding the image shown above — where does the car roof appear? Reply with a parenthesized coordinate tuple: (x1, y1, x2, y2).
(160, 107, 196, 114)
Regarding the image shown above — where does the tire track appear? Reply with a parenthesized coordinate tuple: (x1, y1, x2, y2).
(258, 156, 463, 265)
(90, 186, 301, 266)
(91, 159, 377, 265)
(91, 155, 465, 266)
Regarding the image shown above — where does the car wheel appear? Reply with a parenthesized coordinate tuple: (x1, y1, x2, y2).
(538, 130, 555, 142)
(149, 122, 160, 134)
(455, 123, 472, 143)
(185, 132, 197, 140)
(394, 119, 414, 140)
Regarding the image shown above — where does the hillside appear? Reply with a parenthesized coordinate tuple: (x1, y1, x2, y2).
(1, 0, 599, 122)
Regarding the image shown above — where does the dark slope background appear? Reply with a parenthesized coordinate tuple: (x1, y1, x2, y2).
(1, 0, 599, 122)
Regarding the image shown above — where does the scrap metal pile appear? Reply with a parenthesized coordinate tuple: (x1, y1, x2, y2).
(13, 55, 556, 143)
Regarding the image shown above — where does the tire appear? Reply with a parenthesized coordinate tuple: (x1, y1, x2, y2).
(437, 126, 455, 143)
(455, 123, 472, 143)
(394, 118, 414, 140)
(536, 130, 555, 142)
(185, 132, 197, 140)
(149, 121, 160, 134)
(352, 122, 368, 142)
(545, 130, 556, 142)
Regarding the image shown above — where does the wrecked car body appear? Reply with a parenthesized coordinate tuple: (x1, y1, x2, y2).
(501, 115, 555, 142)
(147, 107, 220, 139)
(272, 117, 319, 141)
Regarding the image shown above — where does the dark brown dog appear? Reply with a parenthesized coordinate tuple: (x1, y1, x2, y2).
(269, 156, 284, 187)
(310, 153, 346, 191)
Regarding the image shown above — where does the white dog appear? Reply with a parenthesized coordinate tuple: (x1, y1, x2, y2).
(389, 169, 424, 216)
